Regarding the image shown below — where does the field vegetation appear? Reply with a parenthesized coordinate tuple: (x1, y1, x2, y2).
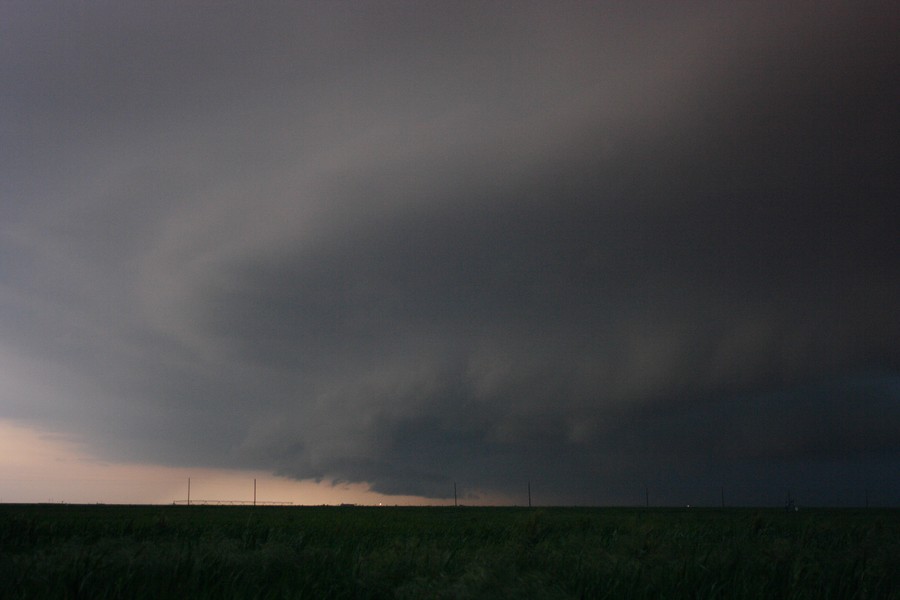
(1, 504, 898, 598)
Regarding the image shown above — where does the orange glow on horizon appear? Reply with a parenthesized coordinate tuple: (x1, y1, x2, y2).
(0, 420, 462, 505)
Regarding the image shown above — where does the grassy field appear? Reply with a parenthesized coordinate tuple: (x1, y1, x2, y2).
(1, 504, 898, 599)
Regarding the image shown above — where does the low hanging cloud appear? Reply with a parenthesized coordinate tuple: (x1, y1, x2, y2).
(1, 2, 898, 505)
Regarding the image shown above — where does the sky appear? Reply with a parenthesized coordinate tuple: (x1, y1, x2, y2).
(1, 1, 898, 507)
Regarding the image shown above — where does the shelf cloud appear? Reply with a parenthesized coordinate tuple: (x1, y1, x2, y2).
(1, 1, 898, 505)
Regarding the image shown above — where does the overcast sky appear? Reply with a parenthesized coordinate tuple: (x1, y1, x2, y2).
(1, 1, 898, 506)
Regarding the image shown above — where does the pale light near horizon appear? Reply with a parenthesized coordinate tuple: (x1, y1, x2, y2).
(0, 420, 445, 506)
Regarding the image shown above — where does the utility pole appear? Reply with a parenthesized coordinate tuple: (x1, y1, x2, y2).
(254, 479, 257, 507)
(645, 486, 649, 508)
(528, 481, 532, 508)
(454, 482, 458, 507)
(188, 477, 191, 506)
(721, 486, 725, 508)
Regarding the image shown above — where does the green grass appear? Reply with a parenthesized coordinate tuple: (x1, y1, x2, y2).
(1, 504, 898, 598)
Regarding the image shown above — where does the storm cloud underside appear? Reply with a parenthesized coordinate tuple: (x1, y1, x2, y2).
(1, 2, 898, 504)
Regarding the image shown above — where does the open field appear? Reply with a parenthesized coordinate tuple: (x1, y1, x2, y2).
(2, 504, 898, 599)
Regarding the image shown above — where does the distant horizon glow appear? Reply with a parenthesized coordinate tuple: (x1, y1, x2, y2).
(0, 420, 453, 506)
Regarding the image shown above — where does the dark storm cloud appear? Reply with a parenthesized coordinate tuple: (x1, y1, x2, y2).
(1, 2, 898, 505)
